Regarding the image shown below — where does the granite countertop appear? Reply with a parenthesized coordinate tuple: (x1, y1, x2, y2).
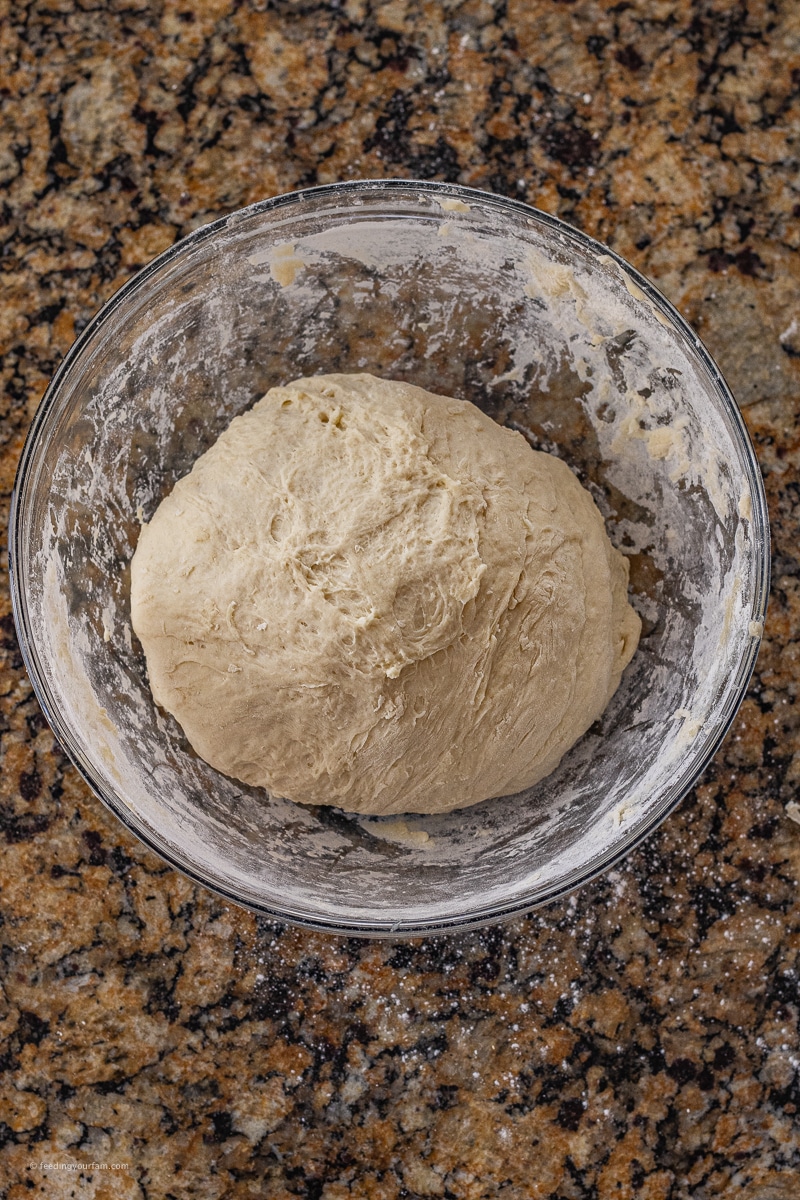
(2, 1, 800, 1196)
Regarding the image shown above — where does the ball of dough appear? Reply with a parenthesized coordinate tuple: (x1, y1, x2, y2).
(131, 374, 640, 815)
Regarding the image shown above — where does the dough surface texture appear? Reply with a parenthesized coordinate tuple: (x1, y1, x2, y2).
(131, 374, 641, 815)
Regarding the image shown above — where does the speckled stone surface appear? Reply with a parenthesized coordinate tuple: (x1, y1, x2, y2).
(2, 1, 800, 1196)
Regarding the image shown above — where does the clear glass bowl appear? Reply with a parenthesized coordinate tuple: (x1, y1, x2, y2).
(10, 181, 769, 935)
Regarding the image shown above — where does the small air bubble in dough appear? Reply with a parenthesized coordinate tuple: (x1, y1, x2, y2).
(130, 374, 641, 816)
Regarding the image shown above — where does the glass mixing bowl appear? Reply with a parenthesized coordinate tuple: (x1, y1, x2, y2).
(10, 180, 769, 935)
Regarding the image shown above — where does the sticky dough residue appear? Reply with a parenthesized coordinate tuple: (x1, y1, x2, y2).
(611, 405, 693, 483)
(673, 707, 702, 742)
(595, 254, 673, 329)
(437, 197, 471, 213)
(523, 248, 591, 318)
(359, 818, 432, 847)
(521, 245, 732, 526)
(269, 242, 307, 288)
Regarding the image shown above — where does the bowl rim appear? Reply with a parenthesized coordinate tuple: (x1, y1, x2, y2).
(9, 178, 771, 936)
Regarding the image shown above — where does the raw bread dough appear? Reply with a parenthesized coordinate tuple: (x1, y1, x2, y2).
(131, 374, 641, 815)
